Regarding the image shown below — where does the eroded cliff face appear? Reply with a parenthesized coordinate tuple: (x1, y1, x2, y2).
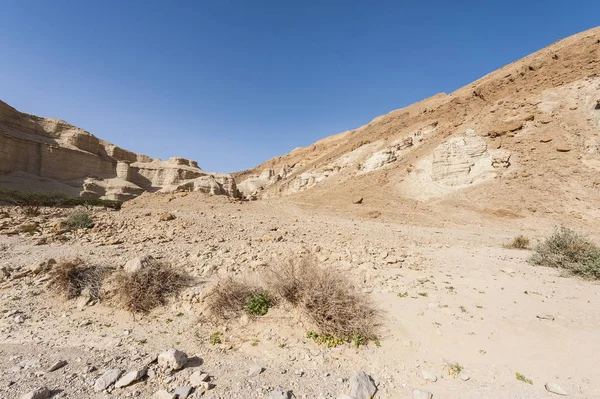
(0, 100, 239, 201)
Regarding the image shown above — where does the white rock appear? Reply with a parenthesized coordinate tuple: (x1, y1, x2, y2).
(47, 360, 67, 372)
(337, 396, 355, 399)
(157, 349, 188, 370)
(350, 370, 377, 399)
(248, 363, 264, 377)
(189, 370, 209, 386)
(124, 255, 158, 273)
(153, 389, 176, 399)
(421, 369, 438, 382)
(94, 368, 122, 391)
(19, 388, 51, 399)
(269, 387, 290, 399)
(458, 371, 470, 381)
(174, 386, 193, 398)
(413, 389, 433, 399)
(115, 367, 147, 388)
(545, 382, 569, 396)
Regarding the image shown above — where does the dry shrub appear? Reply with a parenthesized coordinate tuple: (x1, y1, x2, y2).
(116, 261, 192, 313)
(504, 235, 530, 249)
(204, 278, 264, 319)
(530, 227, 600, 280)
(267, 257, 379, 340)
(50, 258, 104, 299)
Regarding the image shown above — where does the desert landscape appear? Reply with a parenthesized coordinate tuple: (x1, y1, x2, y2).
(1, 26, 600, 399)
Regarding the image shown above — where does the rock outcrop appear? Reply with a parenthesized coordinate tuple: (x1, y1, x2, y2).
(0, 101, 238, 201)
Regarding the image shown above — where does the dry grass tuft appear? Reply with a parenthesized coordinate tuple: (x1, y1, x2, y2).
(266, 257, 379, 340)
(504, 235, 530, 249)
(116, 261, 192, 313)
(530, 226, 600, 280)
(50, 258, 104, 299)
(204, 278, 265, 319)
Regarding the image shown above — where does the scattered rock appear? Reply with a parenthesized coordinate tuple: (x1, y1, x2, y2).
(413, 389, 433, 399)
(174, 386, 194, 398)
(158, 349, 188, 370)
(124, 254, 159, 273)
(269, 387, 290, 399)
(352, 197, 363, 205)
(153, 389, 176, 399)
(159, 212, 176, 222)
(94, 368, 123, 391)
(545, 382, 569, 396)
(247, 363, 264, 377)
(421, 369, 438, 382)
(115, 367, 147, 388)
(349, 370, 377, 399)
(540, 137, 553, 143)
(556, 147, 571, 152)
(189, 370, 210, 386)
(19, 388, 51, 399)
(47, 360, 67, 372)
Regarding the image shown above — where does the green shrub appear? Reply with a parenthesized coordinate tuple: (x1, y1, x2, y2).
(530, 227, 600, 280)
(245, 292, 270, 316)
(66, 211, 95, 229)
(0, 188, 122, 210)
(209, 331, 223, 345)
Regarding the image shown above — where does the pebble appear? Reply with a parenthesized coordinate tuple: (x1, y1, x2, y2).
(115, 367, 147, 388)
(420, 369, 438, 382)
(157, 349, 188, 370)
(94, 368, 123, 391)
(247, 363, 264, 377)
(189, 370, 210, 386)
(174, 386, 194, 398)
(269, 387, 290, 399)
(413, 389, 433, 399)
(458, 371, 470, 381)
(153, 389, 176, 399)
(47, 360, 67, 372)
(19, 388, 51, 399)
(545, 382, 569, 396)
(350, 370, 377, 399)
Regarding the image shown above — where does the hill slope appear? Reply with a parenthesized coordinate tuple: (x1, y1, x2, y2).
(236, 27, 600, 225)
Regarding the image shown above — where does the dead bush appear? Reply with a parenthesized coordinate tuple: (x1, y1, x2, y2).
(267, 257, 379, 340)
(204, 278, 265, 319)
(504, 235, 530, 249)
(116, 261, 192, 313)
(50, 258, 104, 299)
(530, 227, 600, 279)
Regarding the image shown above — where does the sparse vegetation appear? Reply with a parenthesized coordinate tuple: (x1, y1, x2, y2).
(209, 331, 223, 345)
(417, 292, 428, 297)
(66, 211, 95, 229)
(205, 278, 265, 319)
(0, 188, 122, 210)
(245, 292, 271, 316)
(397, 291, 408, 298)
(446, 362, 463, 377)
(49, 258, 104, 299)
(115, 261, 192, 313)
(515, 372, 533, 385)
(267, 257, 379, 342)
(530, 227, 600, 279)
(505, 235, 530, 249)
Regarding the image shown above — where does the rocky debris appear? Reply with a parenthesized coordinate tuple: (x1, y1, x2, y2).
(420, 369, 438, 382)
(153, 389, 176, 399)
(545, 382, 569, 396)
(124, 254, 159, 273)
(352, 197, 363, 205)
(159, 212, 176, 222)
(413, 389, 433, 399)
(94, 368, 123, 391)
(189, 370, 210, 386)
(247, 363, 264, 377)
(349, 371, 377, 399)
(174, 386, 194, 398)
(158, 349, 188, 371)
(268, 387, 291, 399)
(115, 366, 147, 388)
(19, 388, 52, 399)
(488, 119, 524, 138)
(46, 360, 67, 372)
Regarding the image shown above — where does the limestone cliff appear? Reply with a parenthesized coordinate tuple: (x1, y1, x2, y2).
(0, 100, 238, 201)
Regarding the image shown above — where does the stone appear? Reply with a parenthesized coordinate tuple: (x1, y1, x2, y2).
(349, 370, 377, 399)
(458, 371, 470, 381)
(189, 370, 210, 386)
(124, 255, 159, 274)
(556, 147, 571, 152)
(545, 382, 569, 396)
(269, 387, 290, 399)
(47, 360, 67, 372)
(19, 388, 51, 399)
(94, 368, 123, 391)
(540, 137, 553, 143)
(153, 390, 176, 399)
(159, 212, 176, 221)
(115, 367, 147, 388)
(413, 389, 433, 399)
(337, 396, 355, 399)
(158, 349, 188, 370)
(352, 197, 363, 204)
(247, 363, 264, 377)
(174, 386, 194, 398)
(421, 369, 438, 382)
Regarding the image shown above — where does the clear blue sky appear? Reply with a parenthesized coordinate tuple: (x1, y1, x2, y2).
(1, 1, 598, 173)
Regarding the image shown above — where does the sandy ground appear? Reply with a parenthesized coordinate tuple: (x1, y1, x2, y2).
(1, 192, 599, 399)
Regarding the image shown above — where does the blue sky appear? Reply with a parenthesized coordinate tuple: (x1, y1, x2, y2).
(1, 1, 598, 173)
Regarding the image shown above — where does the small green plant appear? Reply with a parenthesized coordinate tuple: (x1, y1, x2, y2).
(306, 331, 345, 348)
(479, 349, 487, 355)
(251, 339, 259, 347)
(176, 312, 184, 317)
(209, 331, 223, 345)
(504, 235, 530, 249)
(516, 372, 533, 385)
(245, 292, 271, 316)
(352, 333, 366, 349)
(66, 211, 94, 229)
(418, 292, 428, 297)
(166, 318, 173, 323)
(138, 338, 147, 344)
(447, 362, 463, 377)
(279, 343, 287, 348)
(397, 291, 408, 298)
(459, 305, 467, 313)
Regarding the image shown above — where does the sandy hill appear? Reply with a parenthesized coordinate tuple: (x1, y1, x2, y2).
(0, 101, 238, 201)
(236, 27, 600, 226)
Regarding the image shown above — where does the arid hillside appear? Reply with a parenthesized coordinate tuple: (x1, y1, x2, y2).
(236, 27, 600, 226)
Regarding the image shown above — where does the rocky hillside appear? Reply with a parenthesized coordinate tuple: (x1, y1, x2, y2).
(0, 101, 238, 201)
(236, 27, 600, 224)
